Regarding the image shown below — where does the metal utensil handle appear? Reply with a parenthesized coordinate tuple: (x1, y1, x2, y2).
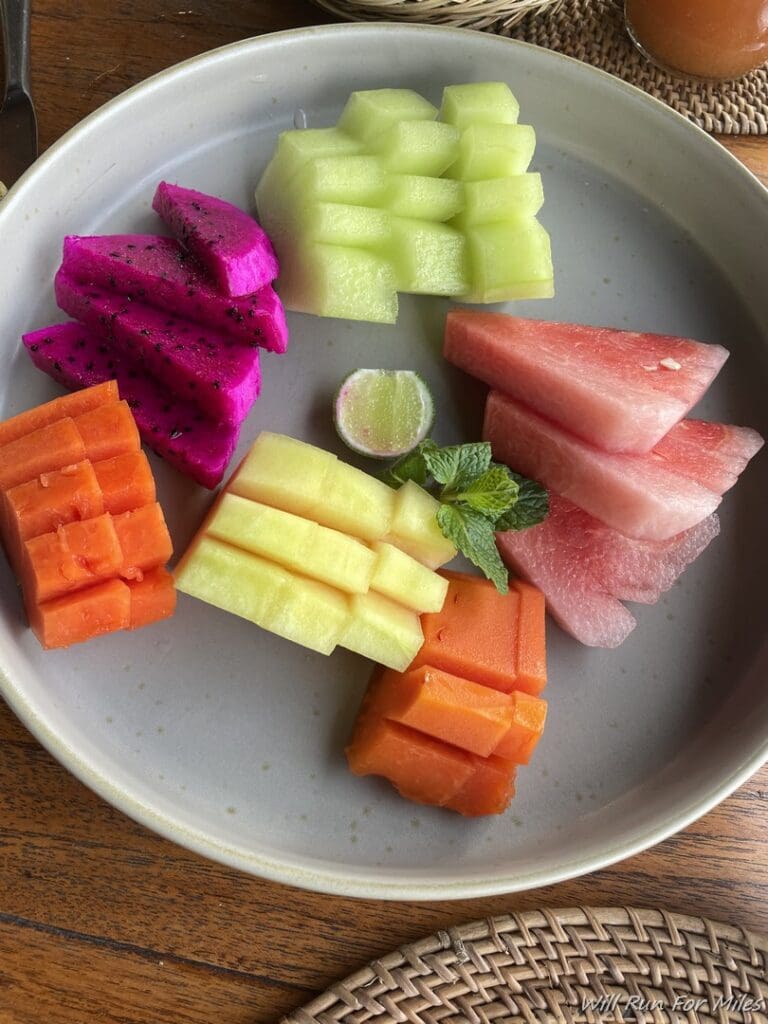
(1, 0, 32, 96)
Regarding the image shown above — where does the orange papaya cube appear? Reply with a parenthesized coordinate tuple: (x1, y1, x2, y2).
(493, 691, 547, 764)
(346, 714, 475, 806)
(126, 567, 177, 629)
(411, 570, 519, 692)
(28, 577, 131, 649)
(22, 514, 124, 604)
(93, 451, 156, 516)
(0, 418, 87, 491)
(4, 461, 104, 545)
(446, 756, 517, 816)
(0, 381, 118, 448)
(74, 400, 140, 463)
(370, 665, 519, 758)
(113, 503, 173, 579)
(512, 578, 546, 694)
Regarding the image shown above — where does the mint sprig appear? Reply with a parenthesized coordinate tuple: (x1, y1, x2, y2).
(383, 440, 547, 593)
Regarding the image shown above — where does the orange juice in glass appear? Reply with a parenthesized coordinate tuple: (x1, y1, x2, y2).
(625, 0, 768, 80)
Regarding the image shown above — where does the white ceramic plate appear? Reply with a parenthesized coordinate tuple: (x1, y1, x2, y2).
(1, 25, 767, 901)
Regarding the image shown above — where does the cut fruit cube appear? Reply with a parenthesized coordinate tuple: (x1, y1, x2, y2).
(269, 128, 363, 181)
(446, 755, 516, 816)
(370, 120, 460, 176)
(337, 88, 437, 144)
(229, 432, 336, 518)
(440, 82, 520, 131)
(370, 541, 448, 613)
(346, 715, 474, 805)
(295, 156, 386, 206)
(411, 571, 547, 695)
(0, 380, 118, 449)
(463, 218, 554, 302)
(207, 492, 376, 594)
(384, 174, 463, 222)
(127, 567, 177, 630)
(22, 514, 124, 604)
(28, 577, 132, 650)
(493, 691, 548, 764)
(387, 480, 457, 569)
(281, 243, 398, 324)
(319, 461, 396, 542)
(74, 401, 141, 464)
(258, 572, 350, 656)
(340, 590, 423, 671)
(301, 203, 391, 248)
(4, 461, 104, 545)
(175, 535, 288, 627)
(93, 451, 156, 516)
(113, 503, 173, 577)
(448, 123, 536, 181)
(386, 217, 468, 295)
(451, 174, 544, 228)
(370, 665, 520, 758)
(0, 418, 87, 492)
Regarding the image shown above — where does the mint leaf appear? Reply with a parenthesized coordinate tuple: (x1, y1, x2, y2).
(447, 465, 519, 521)
(425, 441, 491, 491)
(495, 472, 549, 531)
(382, 439, 439, 488)
(437, 504, 509, 593)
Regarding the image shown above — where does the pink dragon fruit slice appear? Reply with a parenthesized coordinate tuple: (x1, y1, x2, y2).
(496, 494, 720, 647)
(22, 322, 238, 489)
(153, 182, 279, 298)
(62, 235, 288, 354)
(55, 269, 261, 425)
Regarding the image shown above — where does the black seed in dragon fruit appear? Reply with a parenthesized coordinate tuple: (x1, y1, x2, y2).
(61, 235, 288, 354)
(152, 182, 279, 298)
(55, 269, 261, 425)
(22, 322, 239, 489)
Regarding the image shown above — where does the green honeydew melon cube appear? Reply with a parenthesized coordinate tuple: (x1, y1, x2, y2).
(384, 174, 464, 222)
(451, 173, 544, 228)
(230, 432, 336, 518)
(386, 217, 469, 295)
(370, 120, 460, 176)
(340, 590, 424, 671)
(440, 82, 520, 131)
(207, 493, 376, 594)
(370, 541, 449, 613)
(271, 128, 363, 180)
(338, 88, 437, 144)
(386, 480, 457, 569)
(301, 202, 391, 248)
(281, 243, 398, 323)
(175, 535, 288, 627)
(462, 217, 554, 302)
(448, 123, 536, 182)
(295, 156, 387, 206)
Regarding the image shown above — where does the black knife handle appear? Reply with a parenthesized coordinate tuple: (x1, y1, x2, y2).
(1, 0, 32, 97)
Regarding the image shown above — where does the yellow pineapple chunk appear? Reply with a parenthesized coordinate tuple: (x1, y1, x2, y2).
(387, 480, 457, 569)
(370, 541, 449, 613)
(340, 590, 424, 671)
(229, 432, 335, 517)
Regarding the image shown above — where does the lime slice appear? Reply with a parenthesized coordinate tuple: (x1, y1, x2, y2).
(334, 369, 435, 459)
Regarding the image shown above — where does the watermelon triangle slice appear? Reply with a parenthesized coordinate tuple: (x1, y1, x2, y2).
(497, 494, 721, 648)
(483, 390, 762, 541)
(445, 311, 729, 454)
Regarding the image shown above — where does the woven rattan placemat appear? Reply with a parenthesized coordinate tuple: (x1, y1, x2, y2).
(312, 0, 768, 135)
(282, 907, 768, 1023)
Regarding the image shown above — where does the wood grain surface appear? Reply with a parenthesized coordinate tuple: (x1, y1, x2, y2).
(1, 3, 767, 1022)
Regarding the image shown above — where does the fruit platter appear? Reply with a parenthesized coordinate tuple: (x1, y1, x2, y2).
(0, 24, 767, 899)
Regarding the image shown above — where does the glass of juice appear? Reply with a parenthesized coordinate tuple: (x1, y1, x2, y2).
(625, 0, 768, 80)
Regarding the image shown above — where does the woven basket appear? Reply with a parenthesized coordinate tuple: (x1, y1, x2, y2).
(311, 0, 565, 32)
(282, 906, 768, 1023)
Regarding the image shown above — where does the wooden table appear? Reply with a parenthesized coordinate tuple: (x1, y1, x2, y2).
(1, 4, 767, 1021)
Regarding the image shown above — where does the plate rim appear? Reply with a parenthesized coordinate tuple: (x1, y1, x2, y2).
(1, 21, 767, 901)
